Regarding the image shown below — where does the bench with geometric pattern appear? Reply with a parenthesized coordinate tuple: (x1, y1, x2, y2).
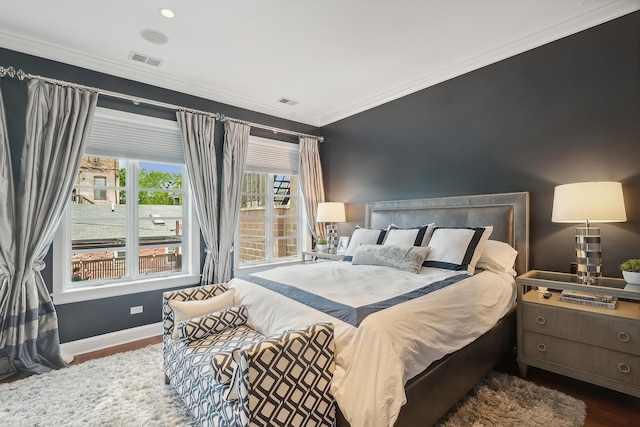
(163, 283, 336, 427)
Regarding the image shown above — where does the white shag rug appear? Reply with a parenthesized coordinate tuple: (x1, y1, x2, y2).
(0, 344, 586, 427)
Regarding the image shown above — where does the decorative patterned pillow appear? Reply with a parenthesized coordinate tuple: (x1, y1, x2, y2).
(384, 223, 435, 247)
(476, 239, 518, 276)
(176, 305, 249, 341)
(423, 226, 493, 274)
(351, 244, 429, 273)
(168, 288, 236, 338)
(342, 226, 388, 261)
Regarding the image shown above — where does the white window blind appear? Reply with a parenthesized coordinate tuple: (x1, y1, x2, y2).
(85, 107, 184, 164)
(245, 136, 298, 175)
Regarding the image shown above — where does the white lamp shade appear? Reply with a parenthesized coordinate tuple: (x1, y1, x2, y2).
(552, 181, 626, 223)
(316, 202, 346, 223)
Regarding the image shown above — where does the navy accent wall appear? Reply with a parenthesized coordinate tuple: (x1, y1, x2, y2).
(321, 12, 640, 277)
(0, 47, 320, 342)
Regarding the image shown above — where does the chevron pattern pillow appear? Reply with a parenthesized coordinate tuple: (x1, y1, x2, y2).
(177, 305, 248, 341)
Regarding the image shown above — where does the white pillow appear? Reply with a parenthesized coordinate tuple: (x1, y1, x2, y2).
(384, 223, 435, 247)
(168, 288, 236, 338)
(476, 239, 518, 276)
(423, 226, 493, 274)
(342, 226, 387, 261)
(352, 244, 429, 273)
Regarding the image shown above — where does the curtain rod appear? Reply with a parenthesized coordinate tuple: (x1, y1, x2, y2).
(0, 65, 323, 142)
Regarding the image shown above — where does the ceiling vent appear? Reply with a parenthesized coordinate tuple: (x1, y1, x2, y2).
(278, 98, 299, 106)
(129, 52, 163, 67)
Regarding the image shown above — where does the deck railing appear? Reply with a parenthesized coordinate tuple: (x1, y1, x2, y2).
(72, 253, 182, 280)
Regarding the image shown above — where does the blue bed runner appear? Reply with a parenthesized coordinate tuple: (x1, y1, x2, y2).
(237, 273, 468, 327)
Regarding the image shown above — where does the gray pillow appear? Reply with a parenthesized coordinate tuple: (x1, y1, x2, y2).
(351, 244, 429, 273)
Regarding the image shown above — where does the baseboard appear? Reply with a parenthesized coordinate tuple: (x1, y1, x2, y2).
(60, 322, 163, 357)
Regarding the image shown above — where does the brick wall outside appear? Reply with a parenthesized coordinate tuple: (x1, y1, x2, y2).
(239, 206, 297, 263)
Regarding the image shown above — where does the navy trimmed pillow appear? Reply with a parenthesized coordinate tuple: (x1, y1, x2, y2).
(384, 223, 435, 247)
(422, 226, 493, 274)
(342, 226, 387, 261)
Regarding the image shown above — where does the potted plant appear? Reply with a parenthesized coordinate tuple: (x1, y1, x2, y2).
(316, 238, 328, 253)
(620, 259, 640, 289)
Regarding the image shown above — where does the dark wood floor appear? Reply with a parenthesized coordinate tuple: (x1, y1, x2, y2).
(3, 338, 639, 426)
(495, 355, 640, 427)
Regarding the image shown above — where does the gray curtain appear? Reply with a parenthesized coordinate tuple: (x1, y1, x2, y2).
(299, 136, 325, 240)
(176, 112, 219, 285)
(0, 80, 97, 375)
(218, 121, 249, 282)
(0, 87, 16, 374)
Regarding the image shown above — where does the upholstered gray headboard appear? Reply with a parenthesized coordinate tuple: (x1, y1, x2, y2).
(365, 192, 529, 275)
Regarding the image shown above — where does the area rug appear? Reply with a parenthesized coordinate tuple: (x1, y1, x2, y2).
(0, 344, 586, 426)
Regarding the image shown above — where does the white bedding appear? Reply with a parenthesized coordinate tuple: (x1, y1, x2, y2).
(229, 262, 516, 427)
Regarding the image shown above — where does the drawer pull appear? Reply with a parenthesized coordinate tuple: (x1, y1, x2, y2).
(617, 332, 630, 343)
(536, 316, 546, 325)
(537, 343, 547, 352)
(618, 363, 631, 374)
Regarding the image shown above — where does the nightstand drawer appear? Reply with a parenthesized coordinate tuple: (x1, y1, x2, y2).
(523, 331, 640, 387)
(522, 302, 640, 356)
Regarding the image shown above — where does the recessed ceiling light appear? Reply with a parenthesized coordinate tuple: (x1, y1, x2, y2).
(160, 8, 175, 18)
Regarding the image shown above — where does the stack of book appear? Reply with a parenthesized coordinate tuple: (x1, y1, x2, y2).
(559, 290, 617, 310)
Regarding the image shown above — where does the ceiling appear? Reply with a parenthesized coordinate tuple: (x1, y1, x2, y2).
(0, 1, 638, 127)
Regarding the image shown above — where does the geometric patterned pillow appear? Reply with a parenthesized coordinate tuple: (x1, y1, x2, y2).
(169, 288, 236, 339)
(176, 305, 248, 341)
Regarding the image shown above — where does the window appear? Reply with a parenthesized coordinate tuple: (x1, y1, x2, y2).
(93, 176, 107, 200)
(53, 108, 200, 303)
(236, 137, 304, 269)
(239, 173, 299, 264)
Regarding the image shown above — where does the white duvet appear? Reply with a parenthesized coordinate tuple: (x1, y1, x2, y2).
(229, 262, 516, 427)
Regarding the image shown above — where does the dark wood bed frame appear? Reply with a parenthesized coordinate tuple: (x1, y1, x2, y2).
(336, 192, 529, 427)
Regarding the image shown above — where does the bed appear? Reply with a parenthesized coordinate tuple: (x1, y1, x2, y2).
(229, 192, 529, 427)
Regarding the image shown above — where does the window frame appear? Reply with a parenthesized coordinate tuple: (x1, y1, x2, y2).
(52, 110, 201, 304)
(234, 136, 309, 275)
(237, 172, 301, 267)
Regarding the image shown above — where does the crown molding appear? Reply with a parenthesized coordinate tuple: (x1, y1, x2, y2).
(0, 1, 637, 128)
(318, 2, 639, 126)
(0, 31, 320, 127)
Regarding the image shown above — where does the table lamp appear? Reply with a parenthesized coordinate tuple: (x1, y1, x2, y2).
(316, 202, 346, 253)
(552, 181, 626, 285)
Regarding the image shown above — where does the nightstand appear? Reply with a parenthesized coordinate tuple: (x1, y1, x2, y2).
(516, 270, 640, 398)
(301, 250, 343, 263)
